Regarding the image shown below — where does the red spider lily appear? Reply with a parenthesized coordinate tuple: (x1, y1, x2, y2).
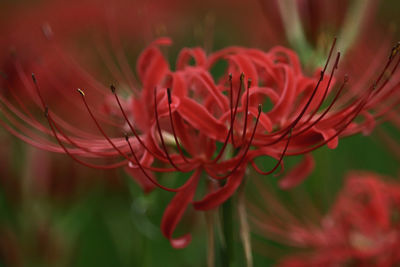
(205, 39, 400, 189)
(1, 37, 399, 248)
(274, 172, 400, 267)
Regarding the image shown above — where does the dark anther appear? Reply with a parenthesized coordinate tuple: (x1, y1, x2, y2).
(110, 84, 116, 94)
(167, 88, 172, 104)
(389, 42, 400, 60)
(247, 78, 252, 88)
(31, 73, 37, 84)
(77, 88, 85, 96)
(320, 70, 324, 80)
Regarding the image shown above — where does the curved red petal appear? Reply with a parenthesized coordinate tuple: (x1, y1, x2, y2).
(177, 97, 227, 140)
(193, 168, 245, 210)
(314, 127, 339, 149)
(160, 169, 201, 249)
(176, 47, 206, 70)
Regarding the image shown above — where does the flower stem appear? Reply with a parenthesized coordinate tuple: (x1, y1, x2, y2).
(238, 179, 253, 267)
(220, 197, 234, 267)
(205, 211, 215, 267)
(277, 0, 313, 61)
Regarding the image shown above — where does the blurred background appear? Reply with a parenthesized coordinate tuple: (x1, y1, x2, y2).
(0, 0, 400, 266)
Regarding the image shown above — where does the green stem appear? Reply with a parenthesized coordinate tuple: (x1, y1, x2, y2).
(205, 211, 215, 267)
(220, 197, 234, 267)
(337, 0, 371, 56)
(277, 0, 313, 62)
(238, 179, 253, 267)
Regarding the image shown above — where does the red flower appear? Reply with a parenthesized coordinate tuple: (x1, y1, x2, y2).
(1, 37, 399, 248)
(250, 171, 400, 266)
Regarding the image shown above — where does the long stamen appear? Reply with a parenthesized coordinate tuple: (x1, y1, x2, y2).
(111, 84, 168, 162)
(288, 90, 371, 156)
(251, 128, 292, 175)
(30, 74, 108, 153)
(370, 73, 400, 109)
(323, 37, 337, 73)
(293, 75, 349, 138)
(369, 44, 400, 100)
(0, 92, 61, 143)
(261, 40, 338, 146)
(206, 104, 262, 180)
(241, 78, 251, 143)
(30, 76, 176, 172)
(33, 75, 102, 153)
(210, 73, 243, 163)
(31, 73, 47, 109)
(232, 72, 245, 145)
(287, 38, 337, 129)
(125, 134, 182, 192)
(166, 88, 190, 163)
(33, 75, 139, 157)
(229, 73, 234, 144)
(260, 70, 325, 146)
(34, 69, 119, 129)
(31, 73, 102, 139)
(80, 89, 175, 172)
(11, 76, 46, 127)
(49, 110, 132, 158)
(154, 87, 191, 172)
(77, 88, 134, 161)
(367, 41, 400, 99)
(331, 43, 400, 122)
(295, 52, 341, 130)
(55, 120, 177, 171)
(45, 109, 127, 169)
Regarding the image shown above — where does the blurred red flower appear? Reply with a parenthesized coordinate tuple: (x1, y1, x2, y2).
(250, 171, 400, 266)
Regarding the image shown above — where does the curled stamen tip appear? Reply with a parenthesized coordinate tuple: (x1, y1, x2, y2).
(228, 73, 233, 81)
(167, 88, 172, 104)
(240, 72, 245, 80)
(124, 133, 129, 141)
(77, 88, 85, 96)
(110, 84, 116, 94)
(31, 73, 37, 83)
(258, 104, 262, 113)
